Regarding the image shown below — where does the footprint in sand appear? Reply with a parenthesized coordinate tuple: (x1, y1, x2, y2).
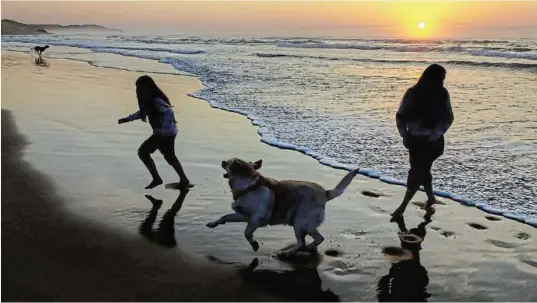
(411, 200, 446, 209)
(515, 232, 531, 240)
(521, 258, 537, 268)
(324, 249, 343, 257)
(429, 226, 455, 238)
(369, 205, 389, 214)
(468, 222, 488, 230)
(486, 239, 519, 249)
(341, 229, 368, 240)
(326, 259, 372, 276)
(485, 215, 502, 221)
(440, 230, 456, 238)
(361, 190, 387, 198)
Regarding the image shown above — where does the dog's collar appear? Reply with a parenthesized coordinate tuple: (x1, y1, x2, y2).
(232, 176, 262, 200)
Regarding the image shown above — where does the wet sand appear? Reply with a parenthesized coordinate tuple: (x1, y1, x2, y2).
(2, 51, 537, 301)
(2, 109, 285, 301)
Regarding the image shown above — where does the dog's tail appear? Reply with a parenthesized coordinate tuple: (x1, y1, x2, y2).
(325, 168, 360, 201)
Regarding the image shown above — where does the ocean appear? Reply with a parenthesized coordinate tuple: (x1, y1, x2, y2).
(3, 34, 537, 221)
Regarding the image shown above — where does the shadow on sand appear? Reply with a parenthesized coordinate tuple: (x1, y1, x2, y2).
(209, 253, 340, 302)
(378, 212, 434, 302)
(139, 189, 189, 247)
(33, 56, 50, 67)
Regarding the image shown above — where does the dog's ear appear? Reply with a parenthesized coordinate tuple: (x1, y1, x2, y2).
(253, 160, 262, 170)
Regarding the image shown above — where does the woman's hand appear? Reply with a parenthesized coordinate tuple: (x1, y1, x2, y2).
(118, 118, 129, 124)
(402, 133, 410, 149)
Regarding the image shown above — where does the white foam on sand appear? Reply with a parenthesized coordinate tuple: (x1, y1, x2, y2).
(184, 91, 536, 228)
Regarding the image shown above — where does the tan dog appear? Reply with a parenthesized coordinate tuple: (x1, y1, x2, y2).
(206, 158, 359, 258)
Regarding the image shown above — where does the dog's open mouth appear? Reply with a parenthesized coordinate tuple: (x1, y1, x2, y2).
(223, 173, 229, 179)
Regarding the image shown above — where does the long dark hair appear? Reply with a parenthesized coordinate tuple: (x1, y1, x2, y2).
(405, 64, 449, 127)
(136, 75, 171, 122)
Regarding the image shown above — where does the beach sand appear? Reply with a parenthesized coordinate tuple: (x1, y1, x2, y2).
(2, 51, 537, 301)
(2, 114, 285, 301)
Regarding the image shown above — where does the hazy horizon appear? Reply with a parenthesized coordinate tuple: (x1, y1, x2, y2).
(3, 1, 537, 39)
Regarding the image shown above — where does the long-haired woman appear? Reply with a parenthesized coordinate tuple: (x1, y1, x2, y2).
(392, 64, 454, 217)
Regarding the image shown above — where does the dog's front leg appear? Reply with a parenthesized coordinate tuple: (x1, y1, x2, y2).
(279, 227, 307, 259)
(244, 221, 261, 251)
(206, 213, 247, 228)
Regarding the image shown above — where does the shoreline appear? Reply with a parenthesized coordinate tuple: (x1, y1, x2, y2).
(167, 51, 536, 228)
(3, 48, 536, 228)
(11, 45, 535, 227)
(3, 51, 536, 301)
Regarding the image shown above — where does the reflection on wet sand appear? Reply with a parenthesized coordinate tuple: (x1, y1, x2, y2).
(34, 56, 50, 67)
(210, 254, 340, 302)
(139, 189, 189, 247)
(378, 212, 433, 302)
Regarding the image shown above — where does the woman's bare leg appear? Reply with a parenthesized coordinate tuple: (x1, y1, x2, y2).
(138, 139, 163, 189)
(392, 172, 420, 217)
(167, 156, 190, 184)
(161, 136, 191, 186)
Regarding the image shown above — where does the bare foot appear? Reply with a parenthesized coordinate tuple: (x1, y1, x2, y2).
(206, 221, 218, 228)
(176, 180, 194, 189)
(145, 178, 163, 189)
(249, 240, 260, 252)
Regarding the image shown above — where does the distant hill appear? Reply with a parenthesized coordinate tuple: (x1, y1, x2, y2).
(1, 19, 121, 35)
(1, 19, 49, 35)
(32, 23, 122, 33)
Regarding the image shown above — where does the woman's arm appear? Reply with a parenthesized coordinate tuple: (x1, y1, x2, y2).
(118, 110, 142, 124)
(435, 93, 454, 136)
(396, 90, 412, 137)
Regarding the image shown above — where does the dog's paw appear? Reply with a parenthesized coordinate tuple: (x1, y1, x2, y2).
(303, 245, 318, 254)
(206, 222, 218, 228)
(250, 240, 260, 252)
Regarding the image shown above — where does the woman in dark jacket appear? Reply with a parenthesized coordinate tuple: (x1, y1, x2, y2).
(392, 64, 454, 217)
(118, 75, 192, 189)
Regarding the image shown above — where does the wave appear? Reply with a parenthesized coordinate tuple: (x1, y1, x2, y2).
(450, 39, 512, 45)
(91, 45, 203, 55)
(470, 50, 537, 60)
(107, 35, 294, 46)
(276, 41, 537, 55)
(110, 35, 518, 47)
(255, 53, 537, 71)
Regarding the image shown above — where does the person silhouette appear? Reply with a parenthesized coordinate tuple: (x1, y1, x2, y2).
(392, 64, 454, 217)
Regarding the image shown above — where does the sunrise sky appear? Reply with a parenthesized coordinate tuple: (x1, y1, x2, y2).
(2, 1, 537, 38)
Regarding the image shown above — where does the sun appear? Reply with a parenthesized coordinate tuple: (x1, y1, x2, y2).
(418, 22, 425, 29)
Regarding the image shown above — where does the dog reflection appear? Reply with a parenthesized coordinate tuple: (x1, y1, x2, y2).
(210, 254, 339, 302)
(33, 56, 49, 67)
(377, 212, 433, 302)
(139, 189, 189, 247)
